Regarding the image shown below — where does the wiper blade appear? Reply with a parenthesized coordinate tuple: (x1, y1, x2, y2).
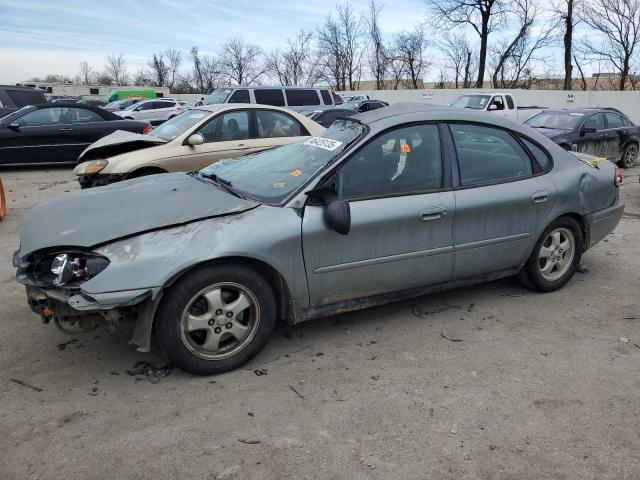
(197, 172, 245, 198)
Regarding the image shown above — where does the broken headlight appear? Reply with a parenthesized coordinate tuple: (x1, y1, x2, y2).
(73, 159, 108, 176)
(33, 251, 110, 286)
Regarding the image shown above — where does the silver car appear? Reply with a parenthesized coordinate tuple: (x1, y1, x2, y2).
(14, 104, 624, 375)
(115, 98, 184, 125)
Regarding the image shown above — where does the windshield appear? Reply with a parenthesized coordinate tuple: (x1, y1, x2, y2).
(104, 100, 124, 110)
(526, 112, 585, 129)
(205, 88, 233, 105)
(451, 95, 491, 109)
(150, 110, 210, 141)
(199, 119, 365, 203)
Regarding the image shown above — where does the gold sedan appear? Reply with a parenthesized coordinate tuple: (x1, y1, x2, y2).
(74, 103, 325, 188)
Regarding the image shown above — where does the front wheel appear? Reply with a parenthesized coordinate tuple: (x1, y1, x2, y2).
(155, 264, 276, 375)
(619, 143, 638, 168)
(517, 217, 583, 292)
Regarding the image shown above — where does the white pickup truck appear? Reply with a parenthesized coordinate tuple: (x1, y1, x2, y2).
(451, 92, 545, 122)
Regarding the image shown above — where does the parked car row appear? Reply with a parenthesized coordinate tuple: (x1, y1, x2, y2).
(14, 103, 624, 375)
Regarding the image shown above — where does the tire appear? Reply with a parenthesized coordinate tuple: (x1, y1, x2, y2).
(154, 264, 276, 375)
(619, 143, 638, 168)
(517, 216, 583, 292)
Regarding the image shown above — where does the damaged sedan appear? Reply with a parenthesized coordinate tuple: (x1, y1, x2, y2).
(15, 104, 624, 375)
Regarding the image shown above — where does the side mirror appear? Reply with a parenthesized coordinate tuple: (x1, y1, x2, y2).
(580, 126, 597, 137)
(306, 187, 351, 235)
(187, 133, 204, 146)
(7, 122, 20, 131)
(487, 104, 498, 111)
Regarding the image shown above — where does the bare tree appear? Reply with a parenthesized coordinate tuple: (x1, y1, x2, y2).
(78, 61, 93, 84)
(394, 27, 428, 88)
(191, 46, 223, 93)
(219, 36, 263, 86)
(572, 53, 588, 90)
(317, 14, 346, 89)
(426, 0, 506, 87)
(364, 0, 389, 89)
(490, 0, 558, 88)
(553, 0, 579, 89)
(581, 0, 640, 90)
(105, 53, 128, 86)
(388, 53, 406, 89)
(338, 3, 364, 90)
(147, 53, 169, 87)
(94, 70, 113, 86)
(265, 30, 322, 85)
(165, 48, 182, 89)
(438, 33, 473, 88)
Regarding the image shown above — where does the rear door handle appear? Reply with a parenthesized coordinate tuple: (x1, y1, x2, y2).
(236, 143, 251, 150)
(60, 127, 73, 132)
(531, 191, 549, 204)
(420, 206, 447, 221)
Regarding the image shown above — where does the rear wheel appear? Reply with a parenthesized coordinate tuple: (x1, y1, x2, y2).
(619, 143, 638, 168)
(518, 217, 583, 292)
(155, 264, 276, 375)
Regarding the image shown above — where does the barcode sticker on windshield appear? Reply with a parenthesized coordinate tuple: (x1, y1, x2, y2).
(304, 137, 343, 151)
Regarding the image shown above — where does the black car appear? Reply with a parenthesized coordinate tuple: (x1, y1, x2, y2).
(0, 103, 151, 166)
(525, 108, 640, 168)
(0, 85, 48, 117)
(342, 99, 389, 113)
(303, 108, 357, 128)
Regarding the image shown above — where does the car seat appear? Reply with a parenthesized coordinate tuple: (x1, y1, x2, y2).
(221, 118, 241, 141)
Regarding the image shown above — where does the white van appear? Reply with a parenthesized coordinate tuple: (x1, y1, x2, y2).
(205, 86, 342, 112)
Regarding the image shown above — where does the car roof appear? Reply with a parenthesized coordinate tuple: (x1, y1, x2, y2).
(215, 85, 330, 90)
(540, 107, 626, 115)
(192, 103, 308, 114)
(350, 102, 547, 137)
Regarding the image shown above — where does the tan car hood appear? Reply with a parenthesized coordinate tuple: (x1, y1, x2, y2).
(78, 130, 167, 162)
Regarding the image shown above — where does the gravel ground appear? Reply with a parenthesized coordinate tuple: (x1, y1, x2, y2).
(0, 165, 639, 480)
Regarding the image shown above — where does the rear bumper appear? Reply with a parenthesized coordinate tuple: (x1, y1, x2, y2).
(585, 200, 624, 249)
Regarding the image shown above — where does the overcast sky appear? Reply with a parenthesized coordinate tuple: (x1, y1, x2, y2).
(0, 0, 591, 85)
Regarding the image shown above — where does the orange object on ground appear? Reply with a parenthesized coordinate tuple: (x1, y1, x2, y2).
(0, 177, 6, 220)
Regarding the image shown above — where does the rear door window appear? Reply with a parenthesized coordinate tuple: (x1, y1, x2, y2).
(449, 123, 532, 186)
(285, 89, 320, 106)
(254, 89, 285, 106)
(255, 110, 305, 137)
(228, 89, 250, 103)
(67, 107, 104, 123)
(605, 113, 625, 129)
(320, 90, 333, 105)
(521, 138, 551, 170)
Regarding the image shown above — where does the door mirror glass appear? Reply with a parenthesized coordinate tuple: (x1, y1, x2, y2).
(306, 187, 351, 235)
(187, 133, 204, 146)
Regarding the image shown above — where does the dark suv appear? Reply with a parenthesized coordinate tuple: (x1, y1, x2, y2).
(525, 108, 640, 168)
(0, 85, 48, 118)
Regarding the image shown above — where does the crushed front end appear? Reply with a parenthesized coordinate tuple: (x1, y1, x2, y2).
(14, 247, 162, 351)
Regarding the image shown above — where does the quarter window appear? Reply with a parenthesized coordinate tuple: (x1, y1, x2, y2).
(450, 124, 532, 185)
(521, 138, 551, 170)
(583, 113, 605, 130)
(197, 110, 250, 142)
(255, 110, 304, 138)
(254, 89, 285, 106)
(228, 89, 250, 103)
(285, 89, 320, 106)
(338, 124, 442, 199)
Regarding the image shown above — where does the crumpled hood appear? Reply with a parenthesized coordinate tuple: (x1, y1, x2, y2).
(531, 127, 571, 139)
(18, 172, 259, 256)
(77, 130, 166, 162)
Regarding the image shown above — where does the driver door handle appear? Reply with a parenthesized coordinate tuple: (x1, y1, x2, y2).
(420, 206, 447, 222)
(236, 143, 251, 150)
(60, 127, 73, 132)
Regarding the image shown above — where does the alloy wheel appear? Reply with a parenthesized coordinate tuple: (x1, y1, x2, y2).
(179, 282, 260, 360)
(538, 227, 576, 282)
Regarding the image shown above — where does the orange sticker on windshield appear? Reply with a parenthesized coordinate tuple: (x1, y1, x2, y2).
(401, 143, 411, 154)
(291, 169, 302, 177)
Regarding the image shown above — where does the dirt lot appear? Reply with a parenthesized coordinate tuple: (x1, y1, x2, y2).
(0, 165, 639, 480)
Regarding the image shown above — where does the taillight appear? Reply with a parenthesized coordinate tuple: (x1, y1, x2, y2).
(614, 164, 623, 187)
(142, 124, 153, 135)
